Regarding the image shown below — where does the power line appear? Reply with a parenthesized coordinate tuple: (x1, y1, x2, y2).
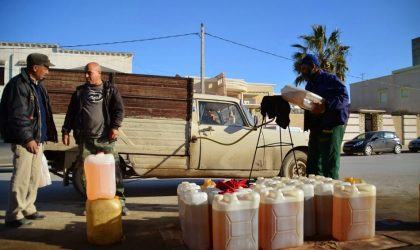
(347, 74, 363, 80)
(61, 32, 200, 48)
(205, 32, 294, 61)
(0, 33, 200, 50)
(204, 32, 366, 79)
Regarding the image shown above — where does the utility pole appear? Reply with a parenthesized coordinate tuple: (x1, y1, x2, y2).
(200, 23, 205, 94)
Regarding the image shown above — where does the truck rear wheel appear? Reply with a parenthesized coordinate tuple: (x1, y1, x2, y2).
(72, 166, 86, 198)
(280, 150, 307, 177)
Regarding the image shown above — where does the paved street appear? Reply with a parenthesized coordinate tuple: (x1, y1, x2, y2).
(0, 150, 419, 249)
(340, 152, 420, 222)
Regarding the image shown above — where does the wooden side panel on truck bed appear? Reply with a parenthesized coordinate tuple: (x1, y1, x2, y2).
(43, 69, 193, 175)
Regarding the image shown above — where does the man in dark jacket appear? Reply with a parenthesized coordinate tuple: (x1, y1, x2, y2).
(0, 53, 58, 228)
(300, 54, 349, 179)
(61, 62, 128, 215)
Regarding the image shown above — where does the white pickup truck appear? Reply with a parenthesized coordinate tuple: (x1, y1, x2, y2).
(43, 70, 309, 194)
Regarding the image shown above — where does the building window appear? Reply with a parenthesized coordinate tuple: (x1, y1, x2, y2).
(378, 89, 388, 105)
(400, 87, 409, 98)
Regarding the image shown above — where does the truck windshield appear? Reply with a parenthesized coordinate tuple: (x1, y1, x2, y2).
(240, 103, 254, 126)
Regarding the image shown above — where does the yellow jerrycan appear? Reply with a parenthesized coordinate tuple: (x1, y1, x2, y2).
(86, 196, 123, 245)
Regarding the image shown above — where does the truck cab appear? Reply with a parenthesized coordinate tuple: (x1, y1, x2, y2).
(189, 94, 309, 178)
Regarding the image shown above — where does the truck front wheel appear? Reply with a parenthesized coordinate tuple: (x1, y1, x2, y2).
(280, 150, 307, 177)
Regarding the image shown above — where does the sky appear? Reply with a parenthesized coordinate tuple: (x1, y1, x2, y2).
(1, 0, 419, 93)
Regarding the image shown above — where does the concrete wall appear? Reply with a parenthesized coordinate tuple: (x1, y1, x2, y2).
(391, 115, 419, 145)
(382, 114, 395, 132)
(343, 113, 361, 142)
(350, 66, 420, 114)
(350, 75, 394, 112)
(402, 115, 418, 145)
(391, 68, 420, 113)
(418, 116, 420, 136)
(392, 115, 403, 140)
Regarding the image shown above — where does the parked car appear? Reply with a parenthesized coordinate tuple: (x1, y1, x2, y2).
(408, 136, 420, 152)
(343, 131, 402, 156)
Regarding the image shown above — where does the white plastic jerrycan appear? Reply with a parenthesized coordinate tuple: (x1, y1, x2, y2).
(333, 183, 376, 241)
(259, 187, 304, 250)
(297, 180, 317, 237)
(212, 191, 260, 250)
(84, 153, 116, 200)
(281, 85, 323, 111)
(314, 180, 334, 237)
(181, 188, 211, 250)
(177, 182, 200, 238)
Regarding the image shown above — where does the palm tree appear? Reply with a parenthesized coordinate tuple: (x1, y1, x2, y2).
(292, 25, 350, 86)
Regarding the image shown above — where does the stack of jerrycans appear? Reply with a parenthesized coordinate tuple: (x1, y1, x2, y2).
(308, 175, 376, 241)
(84, 153, 122, 245)
(178, 181, 260, 250)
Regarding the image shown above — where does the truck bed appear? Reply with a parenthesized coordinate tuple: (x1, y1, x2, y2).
(43, 69, 193, 175)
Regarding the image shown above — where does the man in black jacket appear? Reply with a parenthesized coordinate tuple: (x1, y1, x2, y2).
(0, 53, 58, 228)
(61, 62, 128, 215)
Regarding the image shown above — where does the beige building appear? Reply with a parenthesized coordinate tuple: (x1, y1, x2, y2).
(348, 37, 420, 144)
(192, 73, 275, 117)
(350, 65, 420, 115)
(0, 41, 133, 96)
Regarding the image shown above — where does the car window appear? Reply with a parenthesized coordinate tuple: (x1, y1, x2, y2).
(384, 132, 395, 139)
(377, 132, 385, 139)
(355, 132, 374, 140)
(355, 133, 365, 140)
(199, 101, 245, 126)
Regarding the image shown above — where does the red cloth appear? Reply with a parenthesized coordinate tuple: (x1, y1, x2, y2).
(216, 179, 248, 194)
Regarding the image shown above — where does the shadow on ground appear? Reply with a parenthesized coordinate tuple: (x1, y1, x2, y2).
(0, 216, 186, 250)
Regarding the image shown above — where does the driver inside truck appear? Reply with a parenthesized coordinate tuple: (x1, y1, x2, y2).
(201, 108, 220, 125)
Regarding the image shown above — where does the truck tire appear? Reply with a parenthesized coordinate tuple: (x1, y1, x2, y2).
(72, 166, 86, 198)
(280, 150, 307, 177)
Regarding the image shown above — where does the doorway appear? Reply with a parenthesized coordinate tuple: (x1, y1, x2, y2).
(365, 113, 373, 132)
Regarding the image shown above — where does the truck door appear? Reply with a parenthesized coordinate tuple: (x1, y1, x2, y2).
(196, 101, 259, 170)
